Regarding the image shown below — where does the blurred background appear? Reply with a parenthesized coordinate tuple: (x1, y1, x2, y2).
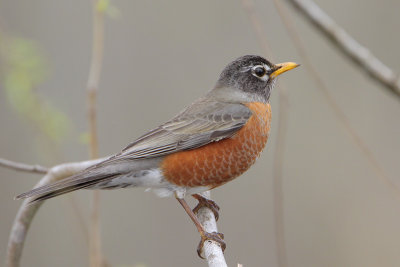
(1, 0, 400, 266)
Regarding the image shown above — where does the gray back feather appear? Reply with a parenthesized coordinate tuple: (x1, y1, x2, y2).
(113, 98, 252, 161)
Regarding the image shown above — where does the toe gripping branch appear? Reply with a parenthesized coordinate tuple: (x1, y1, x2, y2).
(192, 194, 221, 221)
(176, 194, 225, 259)
(197, 231, 226, 259)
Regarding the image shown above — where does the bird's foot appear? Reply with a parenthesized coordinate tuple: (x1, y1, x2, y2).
(192, 194, 220, 221)
(197, 231, 226, 258)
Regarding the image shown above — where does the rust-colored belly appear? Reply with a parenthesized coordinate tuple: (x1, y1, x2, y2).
(161, 102, 271, 188)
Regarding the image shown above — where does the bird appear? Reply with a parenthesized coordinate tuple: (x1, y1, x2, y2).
(16, 55, 299, 257)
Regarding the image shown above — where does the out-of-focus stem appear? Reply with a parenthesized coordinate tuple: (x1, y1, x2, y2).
(241, 0, 289, 266)
(287, 0, 400, 99)
(275, 0, 400, 198)
(86, 1, 105, 266)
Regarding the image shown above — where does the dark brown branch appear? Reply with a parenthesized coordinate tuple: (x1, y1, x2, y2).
(287, 0, 400, 99)
(0, 158, 48, 174)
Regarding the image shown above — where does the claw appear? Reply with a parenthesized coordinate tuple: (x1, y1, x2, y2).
(197, 231, 226, 258)
(192, 194, 220, 221)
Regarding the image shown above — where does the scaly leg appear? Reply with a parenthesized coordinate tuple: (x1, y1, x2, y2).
(192, 193, 220, 221)
(176, 197, 226, 258)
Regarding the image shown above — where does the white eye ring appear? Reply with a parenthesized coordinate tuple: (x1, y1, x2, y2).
(251, 65, 269, 81)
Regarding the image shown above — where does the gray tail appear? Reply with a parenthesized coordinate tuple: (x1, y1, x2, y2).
(15, 172, 118, 204)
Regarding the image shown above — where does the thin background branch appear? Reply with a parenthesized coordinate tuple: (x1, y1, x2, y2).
(287, 0, 400, 99)
(0, 158, 48, 174)
(241, 0, 289, 266)
(6, 1, 399, 266)
(275, 0, 400, 197)
(86, 1, 105, 266)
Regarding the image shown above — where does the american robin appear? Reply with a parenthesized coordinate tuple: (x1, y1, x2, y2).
(16, 55, 299, 257)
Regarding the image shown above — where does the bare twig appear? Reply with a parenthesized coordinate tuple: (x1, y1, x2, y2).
(0, 158, 48, 174)
(196, 191, 228, 267)
(87, 0, 104, 158)
(241, 0, 289, 266)
(86, 1, 105, 266)
(287, 0, 400, 99)
(6, 158, 105, 267)
(274, 0, 400, 198)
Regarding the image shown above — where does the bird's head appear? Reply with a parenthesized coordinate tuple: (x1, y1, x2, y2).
(211, 55, 299, 103)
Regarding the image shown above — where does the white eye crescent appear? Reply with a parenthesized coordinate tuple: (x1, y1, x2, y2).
(251, 65, 269, 81)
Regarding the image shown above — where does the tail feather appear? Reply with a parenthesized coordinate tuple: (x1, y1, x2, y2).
(16, 172, 119, 204)
(28, 176, 116, 203)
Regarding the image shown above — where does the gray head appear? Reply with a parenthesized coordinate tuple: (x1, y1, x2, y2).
(210, 55, 299, 103)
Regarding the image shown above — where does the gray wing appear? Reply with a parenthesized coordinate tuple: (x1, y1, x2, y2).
(16, 99, 252, 202)
(110, 98, 252, 161)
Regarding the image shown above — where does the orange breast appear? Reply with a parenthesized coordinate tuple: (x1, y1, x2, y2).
(161, 102, 271, 188)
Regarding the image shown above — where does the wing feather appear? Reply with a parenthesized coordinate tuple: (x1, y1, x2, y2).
(115, 99, 252, 161)
(16, 99, 252, 202)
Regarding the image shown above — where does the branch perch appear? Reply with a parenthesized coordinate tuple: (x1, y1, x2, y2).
(6, 159, 227, 267)
(287, 0, 400, 99)
(196, 191, 228, 267)
(6, 158, 104, 267)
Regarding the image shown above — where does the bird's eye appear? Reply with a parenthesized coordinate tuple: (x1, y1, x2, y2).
(253, 66, 266, 77)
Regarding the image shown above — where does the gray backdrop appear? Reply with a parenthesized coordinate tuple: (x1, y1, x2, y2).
(1, 0, 399, 266)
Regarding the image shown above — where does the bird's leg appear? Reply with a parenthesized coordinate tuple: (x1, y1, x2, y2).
(176, 197, 226, 258)
(192, 193, 220, 221)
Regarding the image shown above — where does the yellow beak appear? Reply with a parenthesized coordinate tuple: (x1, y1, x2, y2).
(270, 62, 300, 78)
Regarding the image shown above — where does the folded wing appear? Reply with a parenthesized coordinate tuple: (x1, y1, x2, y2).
(16, 99, 252, 202)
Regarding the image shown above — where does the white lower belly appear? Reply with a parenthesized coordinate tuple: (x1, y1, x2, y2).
(89, 168, 210, 198)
